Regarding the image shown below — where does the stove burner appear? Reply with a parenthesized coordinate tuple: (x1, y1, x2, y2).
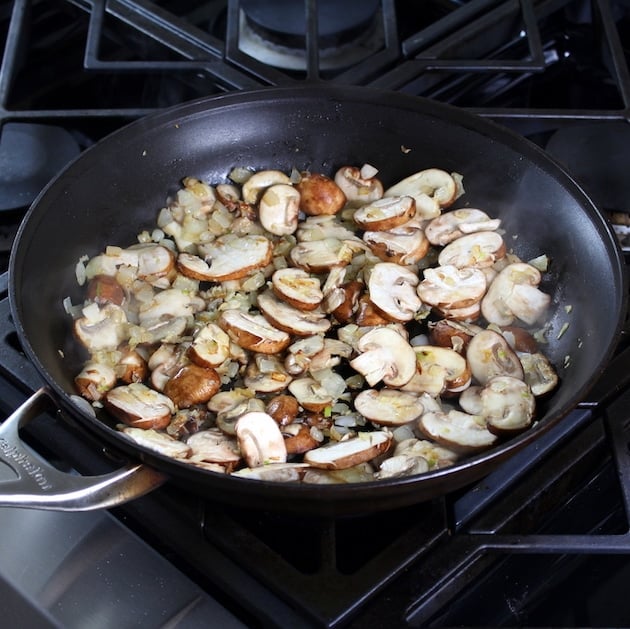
(238, 0, 383, 71)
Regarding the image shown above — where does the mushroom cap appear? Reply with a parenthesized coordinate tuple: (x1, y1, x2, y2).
(258, 183, 301, 236)
(163, 364, 222, 409)
(295, 172, 346, 216)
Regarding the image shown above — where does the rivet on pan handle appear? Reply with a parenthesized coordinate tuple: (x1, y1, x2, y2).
(0, 387, 167, 511)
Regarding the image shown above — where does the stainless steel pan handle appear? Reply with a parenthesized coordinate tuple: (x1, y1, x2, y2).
(0, 387, 167, 511)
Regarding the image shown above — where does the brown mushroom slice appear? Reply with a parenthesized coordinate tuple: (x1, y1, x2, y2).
(218, 309, 291, 354)
(354, 388, 424, 426)
(117, 347, 149, 384)
(118, 426, 192, 459)
(329, 280, 363, 323)
(289, 238, 357, 273)
(265, 394, 300, 426)
(417, 265, 487, 310)
(178, 234, 273, 282)
(232, 462, 309, 482)
(74, 303, 129, 353)
(501, 326, 539, 354)
(384, 168, 458, 219)
(75, 361, 117, 402)
(163, 364, 221, 409)
(349, 326, 417, 388)
(288, 377, 334, 412)
(466, 329, 525, 386)
(425, 208, 501, 246)
(257, 290, 331, 337)
(428, 319, 484, 352)
(105, 383, 175, 430)
(271, 267, 323, 311)
(86, 274, 126, 306)
(434, 301, 482, 322)
(241, 169, 291, 205)
(375, 454, 430, 479)
(438, 231, 506, 269)
(413, 345, 472, 396)
(187, 322, 231, 368)
(234, 411, 288, 468)
(363, 226, 430, 265)
(295, 172, 346, 216)
(303, 431, 393, 470)
(517, 351, 559, 396)
(258, 183, 301, 235)
(353, 196, 416, 232)
(481, 262, 551, 326)
(334, 165, 384, 208)
(418, 410, 498, 451)
(367, 262, 422, 323)
(354, 294, 392, 327)
(480, 375, 536, 435)
(281, 422, 322, 454)
(186, 428, 241, 471)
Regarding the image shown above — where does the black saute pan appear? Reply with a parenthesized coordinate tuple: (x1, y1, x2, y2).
(3, 86, 626, 516)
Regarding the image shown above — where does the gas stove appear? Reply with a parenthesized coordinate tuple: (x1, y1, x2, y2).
(1, 1, 630, 628)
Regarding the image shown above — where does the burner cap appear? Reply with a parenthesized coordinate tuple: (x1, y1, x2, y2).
(0, 123, 80, 212)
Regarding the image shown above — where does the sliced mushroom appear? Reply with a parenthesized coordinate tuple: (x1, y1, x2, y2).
(481, 262, 551, 326)
(500, 325, 539, 354)
(301, 463, 375, 484)
(363, 225, 429, 266)
(438, 231, 506, 269)
(480, 375, 536, 435)
(281, 422, 322, 454)
(232, 462, 308, 482)
(466, 328, 524, 385)
(178, 234, 273, 282)
(417, 265, 487, 310)
(411, 345, 471, 396)
(218, 309, 291, 354)
(296, 214, 359, 242)
(354, 388, 424, 426)
(303, 431, 393, 470)
(367, 262, 422, 322)
(428, 319, 484, 352)
(187, 323, 232, 368)
(393, 438, 459, 469)
(384, 168, 458, 219)
(271, 267, 323, 311)
(425, 208, 501, 246)
(75, 361, 117, 401)
(375, 454, 429, 479)
(116, 347, 149, 384)
(289, 238, 357, 273)
(244, 353, 293, 394)
(349, 326, 417, 387)
(137, 288, 204, 328)
(186, 427, 241, 471)
(295, 172, 346, 216)
(354, 294, 392, 327)
(74, 303, 129, 353)
(418, 410, 498, 451)
(257, 290, 331, 337)
(86, 274, 126, 306)
(208, 389, 265, 435)
(234, 411, 288, 468)
(329, 280, 363, 323)
(334, 165, 384, 208)
(105, 383, 175, 430)
(353, 196, 416, 232)
(163, 364, 221, 409)
(518, 351, 559, 396)
(265, 394, 300, 426)
(288, 377, 333, 412)
(118, 426, 192, 458)
(241, 169, 291, 205)
(258, 183, 301, 235)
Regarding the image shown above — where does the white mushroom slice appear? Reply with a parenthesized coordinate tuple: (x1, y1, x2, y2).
(363, 227, 429, 265)
(417, 265, 487, 310)
(74, 303, 129, 353)
(105, 383, 175, 430)
(517, 351, 559, 396)
(296, 215, 359, 242)
(334, 165, 384, 208)
(186, 428, 241, 471)
(481, 262, 551, 326)
(234, 411, 288, 468)
(282, 422, 322, 454)
(137, 288, 204, 328)
(384, 168, 458, 219)
(118, 427, 192, 459)
(353, 196, 416, 232)
(241, 169, 291, 205)
(218, 309, 291, 354)
(480, 375, 536, 434)
(458, 385, 484, 415)
(438, 231, 506, 269)
(244, 354, 292, 394)
(393, 438, 459, 469)
(434, 301, 482, 323)
(349, 326, 417, 387)
(133, 244, 177, 280)
(303, 431, 393, 470)
(375, 454, 429, 479)
(232, 463, 308, 482)
(179, 234, 273, 282)
(466, 329, 524, 385)
(418, 410, 498, 451)
(271, 267, 323, 311)
(354, 389, 424, 426)
(289, 238, 357, 273)
(288, 377, 333, 412)
(301, 463, 375, 484)
(367, 262, 422, 322)
(425, 208, 502, 246)
(308, 338, 353, 371)
(295, 172, 346, 216)
(74, 361, 117, 401)
(413, 345, 472, 395)
(187, 323, 231, 368)
(258, 183, 300, 235)
(257, 290, 331, 337)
